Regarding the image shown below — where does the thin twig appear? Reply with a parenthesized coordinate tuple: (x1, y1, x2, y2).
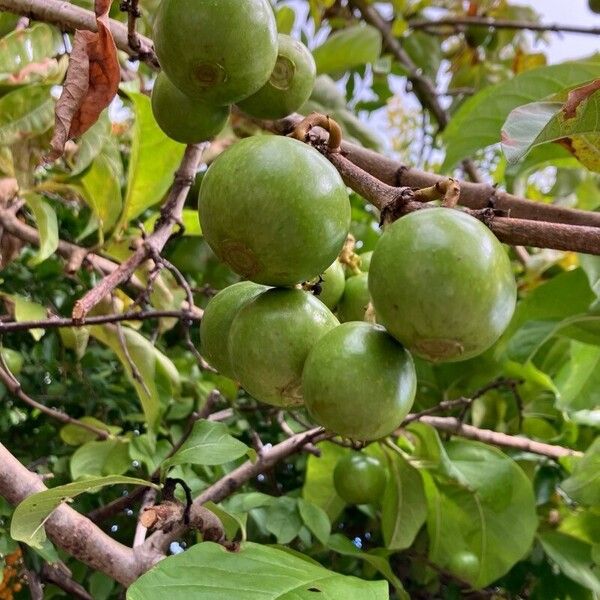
(41, 562, 93, 600)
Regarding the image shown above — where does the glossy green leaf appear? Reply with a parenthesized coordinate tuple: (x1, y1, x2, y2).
(127, 541, 389, 599)
(302, 441, 347, 520)
(312, 25, 382, 74)
(89, 325, 180, 431)
(298, 498, 331, 545)
(58, 326, 90, 359)
(276, 6, 295, 34)
(561, 438, 600, 506)
(24, 193, 58, 266)
(539, 531, 600, 593)
(442, 59, 600, 170)
(143, 208, 202, 237)
(60, 417, 118, 446)
(424, 441, 537, 588)
(70, 439, 130, 480)
(265, 497, 303, 544)
(0, 84, 54, 146)
(3, 294, 47, 341)
(556, 342, 600, 412)
(117, 91, 185, 231)
(162, 420, 252, 471)
(381, 448, 427, 551)
(11, 475, 156, 549)
(0, 24, 62, 76)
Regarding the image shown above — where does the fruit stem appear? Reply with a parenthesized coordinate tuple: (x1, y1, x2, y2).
(288, 112, 343, 153)
(413, 178, 461, 208)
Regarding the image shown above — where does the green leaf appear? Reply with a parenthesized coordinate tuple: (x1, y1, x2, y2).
(116, 91, 185, 231)
(60, 417, 118, 446)
(162, 420, 252, 471)
(0, 24, 62, 76)
(66, 110, 111, 177)
(89, 325, 180, 431)
(561, 438, 600, 506)
(203, 501, 247, 541)
(58, 326, 90, 359)
(0, 84, 54, 146)
(11, 476, 156, 549)
(327, 534, 408, 598)
(381, 448, 427, 551)
(298, 498, 331, 545)
(24, 193, 58, 266)
(144, 208, 202, 237)
(539, 531, 600, 593)
(442, 58, 600, 170)
(424, 440, 537, 588)
(556, 342, 600, 412)
(127, 541, 389, 599)
(275, 6, 295, 34)
(312, 25, 382, 74)
(265, 497, 303, 544)
(302, 441, 347, 520)
(79, 148, 123, 233)
(2, 294, 47, 341)
(70, 439, 130, 480)
(581, 255, 600, 307)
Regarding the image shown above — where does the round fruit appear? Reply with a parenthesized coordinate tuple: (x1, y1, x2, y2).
(151, 72, 229, 144)
(337, 273, 370, 322)
(359, 251, 373, 272)
(317, 260, 345, 309)
(448, 551, 480, 583)
(153, 0, 278, 105)
(1, 348, 23, 376)
(200, 282, 266, 379)
(303, 322, 416, 440)
(369, 208, 516, 363)
(229, 288, 338, 407)
(199, 136, 351, 286)
(590, 0, 600, 13)
(333, 453, 387, 505)
(237, 34, 316, 119)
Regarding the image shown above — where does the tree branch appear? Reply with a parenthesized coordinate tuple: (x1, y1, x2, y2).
(0, 442, 145, 586)
(72, 143, 207, 321)
(408, 16, 600, 36)
(0, 0, 158, 67)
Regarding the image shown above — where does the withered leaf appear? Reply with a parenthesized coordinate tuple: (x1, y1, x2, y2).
(563, 79, 600, 119)
(48, 1, 119, 161)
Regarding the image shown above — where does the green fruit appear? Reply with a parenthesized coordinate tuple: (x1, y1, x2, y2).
(229, 288, 338, 407)
(153, 0, 278, 105)
(359, 251, 372, 272)
(200, 282, 267, 378)
(199, 136, 351, 286)
(151, 72, 229, 144)
(447, 551, 480, 583)
(317, 260, 345, 309)
(303, 322, 416, 440)
(590, 0, 600, 13)
(237, 34, 316, 119)
(369, 208, 516, 363)
(337, 273, 370, 322)
(333, 453, 387, 505)
(1, 348, 23, 376)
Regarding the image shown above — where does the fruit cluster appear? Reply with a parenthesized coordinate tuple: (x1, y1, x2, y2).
(0, 550, 23, 600)
(198, 133, 517, 442)
(151, 0, 316, 144)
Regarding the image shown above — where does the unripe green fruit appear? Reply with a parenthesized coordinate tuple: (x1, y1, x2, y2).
(199, 136, 351, 286)
(200, 282, 267, 379)
(447, 551, 480, 583)
(1, 348, 23, 376)
(369, 208, 516, 363)
(337, 273, 370, 322)
(151, 72, 229, 144)
(359, 251, 373, 272)
(590, 0, 600, 13)
(317, 260, 345, 309)
(333, 453, 387, 505)
(303, 322, 416, 440)
(237, 34, 316, 119)
(153, 0, 278, 105)
(229, 288, 338, 407)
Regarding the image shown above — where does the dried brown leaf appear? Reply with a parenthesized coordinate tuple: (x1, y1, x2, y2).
(563, 79, 600, 119)
(47, 2, 119, 161)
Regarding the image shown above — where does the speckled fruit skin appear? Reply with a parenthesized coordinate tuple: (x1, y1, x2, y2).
(333, 453, 387, 505)
(369, 208, 516, 363)
(151, 72, 229, 144)
(317, 260, 345, 309)
(200, 282, 266, 379)
(337, 273, 370, 322)
(447, 551, 480, 583)
(229, 289, 338, 407)
(199, 136, 351, 286)
(303, 322, 416, 440)
(153, 0, 278, 105)
(237, 34, 316, 119)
